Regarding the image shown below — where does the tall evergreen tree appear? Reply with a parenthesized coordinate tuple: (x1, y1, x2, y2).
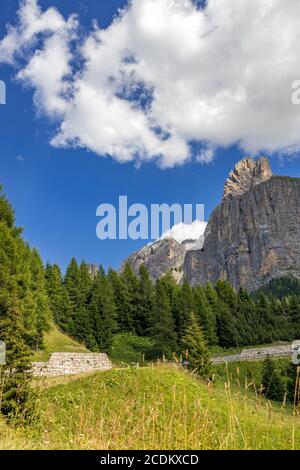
(193, 286, 218, 345)
(177, 279, 194, 339)
(45, 263, 72, 332)
(181, 312, 211, 378)
(0, 187, 46, 420)
(28, 249, 51, 350)
(64, 257, 80, 336)
(261, 356, 285, 402)
(89, 271, 117, 352)
(108, 268, 134, 332)
(0, 298, 34, 421)
(151, 279, 177, 358)
(135, 265, 153, 336)
(121, 263, 140, 333)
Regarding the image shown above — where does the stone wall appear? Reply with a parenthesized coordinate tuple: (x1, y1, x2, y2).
(32, 352, 112, 377)
(212, 344, 292, 364)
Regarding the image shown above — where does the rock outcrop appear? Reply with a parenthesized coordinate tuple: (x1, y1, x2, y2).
(122, 238, 186, 281)
(223, 157, 272, 200)
(122, 156, 300, 291)
(185, 158, 300, 290)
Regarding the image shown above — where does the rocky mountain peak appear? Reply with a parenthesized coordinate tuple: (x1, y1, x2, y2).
(121, 237, 186, 281)
(223, 157, 272, 200)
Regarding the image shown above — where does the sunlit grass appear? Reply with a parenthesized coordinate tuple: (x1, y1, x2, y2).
(31, 326, 89, 362)
(0, 365, 299, 450)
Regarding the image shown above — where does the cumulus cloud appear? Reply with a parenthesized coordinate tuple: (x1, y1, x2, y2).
(196, 145, 216, 164)
(161, 220, 207, 244)
(1, 0, 300, 167)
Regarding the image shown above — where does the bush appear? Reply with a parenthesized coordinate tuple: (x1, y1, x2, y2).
(109, 333, 155, 365)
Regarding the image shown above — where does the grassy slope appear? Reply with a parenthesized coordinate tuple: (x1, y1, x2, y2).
(0, 365, 299, 450)
(32, 326, 89, 362)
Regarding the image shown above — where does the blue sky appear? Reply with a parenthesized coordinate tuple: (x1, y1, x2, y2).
(1, 0, 300, 272)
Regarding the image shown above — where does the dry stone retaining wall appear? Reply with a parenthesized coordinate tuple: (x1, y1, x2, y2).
(32, 353, 112, 377)
(212, 345, 292, 364)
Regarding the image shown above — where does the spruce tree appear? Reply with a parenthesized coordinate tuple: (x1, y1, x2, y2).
(89, 271, 117, 352)
(135, 265, 153, 336)
(121, 263, 140, 333)
(151, 279, 177, 359)
(108, 268, 134, 332)
(160, 272, 181, 336)
(181, 312, 211, 379)
(261, 356, 285, 402)
(45, 263, 72, 332)
(193, 286, 218, 345)
(0, 298, 34, 421)
(64, 257, 80, 337)
(28, 249, 51, 350)
(0, 187, 48, 419)
(286, 363, 300, 405)
(177, 279, 194, 339)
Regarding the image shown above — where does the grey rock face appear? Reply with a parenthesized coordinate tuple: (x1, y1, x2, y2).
(223, 157, 272, 200)
(122, 156, 300, 290)
(122, 238, 186, 281)
(185, 173, 300, 291)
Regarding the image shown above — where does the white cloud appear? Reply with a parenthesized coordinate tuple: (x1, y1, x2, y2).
(1, 0, 300, 167)
(197, 145, 216, 164)
(161, 220, 207, 244)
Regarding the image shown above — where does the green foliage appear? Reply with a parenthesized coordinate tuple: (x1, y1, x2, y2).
(182, 312, 211, 378)
(150, 278, 177, 358)
(109, 333, 154, 364)
(88, 271, 117, 352)
(0, 298, 35, 422)
(261, 357, 285, 402)
(45, 264, 72, 332)
(0, 187, 50, 421)
(52, 261, 300, 360)
(1, 366, 300, 450)
(253, 275, 300, 301)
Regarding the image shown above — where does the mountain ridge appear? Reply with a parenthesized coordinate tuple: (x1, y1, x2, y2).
(122, 157, 300, 290)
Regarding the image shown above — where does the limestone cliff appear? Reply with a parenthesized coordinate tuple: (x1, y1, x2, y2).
(122, 156, 300, 291)
(122, 238, 186, 281)
(184, 158, 300, 290)
(223, 157, 272, 200)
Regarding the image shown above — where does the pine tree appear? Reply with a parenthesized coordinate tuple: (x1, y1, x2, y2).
(286, 363, 300, 406)
(135, 265, 153, 336)
(121, 263, 140, 333)
(64, 257, 80, 336)
(214, 281, 241, 347)
(0, 298, 34, 421)
(45, 263, 72, 332)
(261, 356, 285, 402)
(108, 268, 134, 332)
(75, 262, 94, 346)
(181, 312, 211, 378)
(0, 187, 48, 419)
(177, 279, 194, 339)
(160, 272, 181, 336)
(28, 249, 51, 350)
(151, 279, 177, 359)
(193, 286, 218, 345)
(89, 272, 117, 352)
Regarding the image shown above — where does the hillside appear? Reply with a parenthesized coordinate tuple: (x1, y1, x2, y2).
(0, 365, 299, 450)
(32, 326, 89, 362)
